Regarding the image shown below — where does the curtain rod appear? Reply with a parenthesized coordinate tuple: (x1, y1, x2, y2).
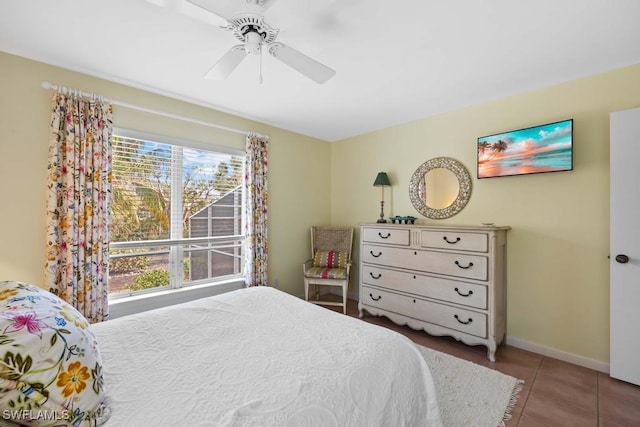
(41, 81, 265, 138)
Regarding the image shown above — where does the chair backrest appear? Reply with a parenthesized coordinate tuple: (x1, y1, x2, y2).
(310, 226, 354, 261)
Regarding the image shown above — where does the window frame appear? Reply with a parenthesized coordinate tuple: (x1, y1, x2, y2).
(109, 128, 246, 299)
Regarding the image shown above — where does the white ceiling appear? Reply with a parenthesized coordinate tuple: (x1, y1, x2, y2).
(1, 0, 639, 142)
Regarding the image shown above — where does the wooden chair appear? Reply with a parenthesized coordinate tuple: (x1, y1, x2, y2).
(303, 226, 354, 314)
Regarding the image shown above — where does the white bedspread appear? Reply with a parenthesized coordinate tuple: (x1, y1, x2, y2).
(91, 287, 441, 426)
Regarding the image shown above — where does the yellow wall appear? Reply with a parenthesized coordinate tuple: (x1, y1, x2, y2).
(330, 63, 640, 363)
(0, 51, 331, 297)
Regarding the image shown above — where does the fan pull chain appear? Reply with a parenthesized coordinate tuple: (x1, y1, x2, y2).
(259, 48, 263, 84)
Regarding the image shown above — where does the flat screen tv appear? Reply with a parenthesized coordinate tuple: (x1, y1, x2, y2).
(477, 119, 573, 179)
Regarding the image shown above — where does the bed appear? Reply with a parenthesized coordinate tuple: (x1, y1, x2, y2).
(0, 282, 441, 426)
(93, 286, 441, 426)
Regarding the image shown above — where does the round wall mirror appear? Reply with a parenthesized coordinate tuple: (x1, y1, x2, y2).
(410, 157, 472, 219)
(424, 167, 459, 209)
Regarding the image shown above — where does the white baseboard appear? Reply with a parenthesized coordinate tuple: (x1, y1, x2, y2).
(349, 292, 609, 373)
(506, 335, 609, 374)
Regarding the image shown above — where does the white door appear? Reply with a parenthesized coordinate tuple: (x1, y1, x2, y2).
(610, 107, 640, 386)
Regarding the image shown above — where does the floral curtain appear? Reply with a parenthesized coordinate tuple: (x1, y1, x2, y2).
(244, 133, 269, 287)
(44, 90, 113, 323)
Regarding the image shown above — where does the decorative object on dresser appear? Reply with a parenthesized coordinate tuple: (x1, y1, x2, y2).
(358, 223, 510, 361)
(389, 215, 417, 224)
(303, 226, 354, 314)
(409, 157, 472, 220)
(373, 171, 391, 223)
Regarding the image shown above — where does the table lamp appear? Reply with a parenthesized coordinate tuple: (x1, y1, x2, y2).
(373, 172, 391, 223)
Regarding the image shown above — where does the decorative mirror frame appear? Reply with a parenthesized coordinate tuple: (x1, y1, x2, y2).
(409, 157, 472, 219)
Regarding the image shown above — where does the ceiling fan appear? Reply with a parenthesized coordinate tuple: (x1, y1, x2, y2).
(186, 0, 336, 84)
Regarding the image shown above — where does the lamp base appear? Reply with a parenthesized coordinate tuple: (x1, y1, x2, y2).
(377, 200, 387, 223)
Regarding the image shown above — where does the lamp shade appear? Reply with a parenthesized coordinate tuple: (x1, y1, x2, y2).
(373, 172, 391, 187)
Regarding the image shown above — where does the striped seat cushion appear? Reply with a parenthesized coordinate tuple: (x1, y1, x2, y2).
(305, 267, 348, 280)
(313, 250, 348, 268)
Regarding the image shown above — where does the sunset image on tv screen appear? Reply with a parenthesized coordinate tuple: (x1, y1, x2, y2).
(477, 119, 573, 178)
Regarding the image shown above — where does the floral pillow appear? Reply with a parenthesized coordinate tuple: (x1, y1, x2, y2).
(0, 281, 110, 427)
(313, 250, 348, 269)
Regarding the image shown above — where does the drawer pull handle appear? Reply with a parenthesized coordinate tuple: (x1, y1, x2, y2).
(443, 236, 461, 244)
(454, 260, 474, 269)
(455, 288, 474, 297)
(378, 232, 391, 239)
(454, 314, 473, 325)
(369, 272, 382, 279)
(369, 293, 382, 301)
(370, 251, 382, 258)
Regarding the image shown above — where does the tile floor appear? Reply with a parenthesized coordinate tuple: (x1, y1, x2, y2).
(325, 298, 640, 426)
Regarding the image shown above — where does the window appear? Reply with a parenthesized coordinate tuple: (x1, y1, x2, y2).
(109, 130, 245, 298)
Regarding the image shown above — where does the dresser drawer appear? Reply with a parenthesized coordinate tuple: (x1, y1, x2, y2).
(361, 265, 487, 309)
(362, 286, 487, 338)
(421, 230, 488, 252)
(362, 244, 488, 281)
(362, 227, 410, 246)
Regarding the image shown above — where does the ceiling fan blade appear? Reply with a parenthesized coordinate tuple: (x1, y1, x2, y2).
(186, 0, 278, 20)
(268, 43, 336, 84)
(146, 0, 224, 26)
(185, 0, 237, 20)
(205, 45, 247, 80)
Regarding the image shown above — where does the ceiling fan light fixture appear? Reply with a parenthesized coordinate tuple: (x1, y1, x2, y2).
(245, 31, 262, 55)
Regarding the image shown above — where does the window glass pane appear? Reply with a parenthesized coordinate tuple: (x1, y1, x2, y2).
(111, 137, 172, 241)
(181, 147, 244, 239)
(186, 238, 243, 282)
(109, 250, 170, 296)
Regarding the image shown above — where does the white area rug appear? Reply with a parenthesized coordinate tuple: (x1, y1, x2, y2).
(417, 345, 524, 427)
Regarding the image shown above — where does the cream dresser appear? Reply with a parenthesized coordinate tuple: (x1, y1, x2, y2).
(358, 223, 509, 361)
